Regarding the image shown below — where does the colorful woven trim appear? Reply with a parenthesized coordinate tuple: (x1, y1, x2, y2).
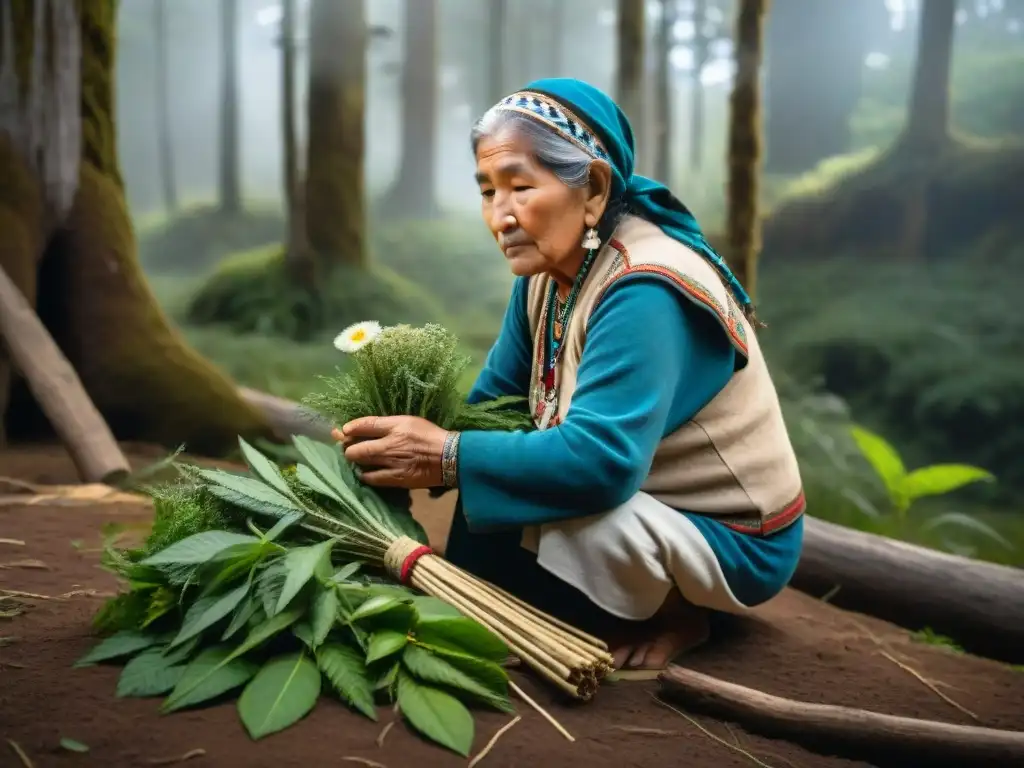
(718, 492, 806, 536)
(494, 91, 611, 162)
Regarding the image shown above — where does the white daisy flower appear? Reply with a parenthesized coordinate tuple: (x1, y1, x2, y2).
(333, 321, 382, 353)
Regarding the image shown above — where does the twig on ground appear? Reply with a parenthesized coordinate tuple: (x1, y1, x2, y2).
(509, 679, 575, 743)
(0, 538, 25, 546)
(610, 725, 679, 736)
(468, 715, 522, 768)
(650, 693, 777, 768)
(375, 721, 395, 748)
(145, 747, 206, 765)
(342, 758, 388, 768)
(0, 560, 49, 570)
(819, 585, 841, 603)
(878, 649, 979, 722)
(5, 739, 34, 767)
(0, 588, 109, 601)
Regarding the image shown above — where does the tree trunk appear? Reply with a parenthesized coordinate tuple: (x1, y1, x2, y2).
(651, 0, 673, 184)
(305, 0, 366, 270)
(218, 0, 241, 215)
(616, 0, 646, 144)
(0, 0, 272, 455)
(153, 0, 177, 215)
(764, 0, 889, 174)
(488, 0, 507, 103)
(380, 0, 439, 219)
(689, 0, 709, 172)
(902, 0, 957, 150)
(724, 0, 766, 301)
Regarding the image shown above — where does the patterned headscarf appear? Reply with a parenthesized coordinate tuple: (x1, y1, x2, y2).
(491, 78, 753, 313)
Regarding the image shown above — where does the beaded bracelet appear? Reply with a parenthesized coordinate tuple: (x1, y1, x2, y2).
(441, 431, 462, 488)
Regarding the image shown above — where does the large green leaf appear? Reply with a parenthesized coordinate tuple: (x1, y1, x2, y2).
(238, 437, 299, 499)
(74, 631, 162, 667)
(331, 562, 362, 583)
(316, 643, 378, 720)
(275, 540, 334, 615)
(899, 464, 995, 502)
(116, 647, 187, 698)
(414, 644, 510, 703)
(234, 606, 306, 657)
(171, 583, 250, 648)
(265, 511, 304, 541)
(849, 426, 906, 496)
(295, 464, 345, 505)
(396, 670, 474, 757)
(222, 594, 261, 641)
(291, 436, 361, 509)
(162, 646, 259, 712)
(142, 531, 260, 567)
(310, 585, 340, 647)
(350, 595, 405, 622)
(198, 469, 302, 519)
(366, 629, 408, 663)
(921, 512, 1014, 550)
(402, 645, 511, 712)
(412, 617, 508, 662)
(238, 653, 322, 739)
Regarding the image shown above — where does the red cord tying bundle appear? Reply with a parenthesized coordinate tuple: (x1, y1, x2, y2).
(399, 544, 433, 584)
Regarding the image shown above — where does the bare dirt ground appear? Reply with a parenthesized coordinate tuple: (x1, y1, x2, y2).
(1, 444, 1022, 768)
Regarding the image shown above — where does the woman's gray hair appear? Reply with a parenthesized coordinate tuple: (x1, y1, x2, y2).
(470, 108, 593, 188)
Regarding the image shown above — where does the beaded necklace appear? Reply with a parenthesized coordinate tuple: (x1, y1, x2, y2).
(538, 248, 598, 426)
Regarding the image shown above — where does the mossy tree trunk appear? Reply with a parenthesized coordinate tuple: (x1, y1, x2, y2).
(305, 0, 366, 270)
(724, 0, 767, 303)
(0, 0, 272, 453)
(901, 0, 957, 152)
(380, 0, 439, 219)
(218, 0, 241, 215)
(616, 0, 646, 151)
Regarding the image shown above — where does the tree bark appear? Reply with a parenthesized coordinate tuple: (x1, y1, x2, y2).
(659, 666, 1024, 767)
(305, 0, 366, 269)
(380, 0, 440, 219)
(902, 0, 957, 150)
(616, 0, 646, 145)
(0, 0, 273, 456)
(724, 0, 766, 301)
(218, 0, 241, 215)
(689, 0, 709, 172)
(153, 0, 177, 215)
(651, 0, 674, 184)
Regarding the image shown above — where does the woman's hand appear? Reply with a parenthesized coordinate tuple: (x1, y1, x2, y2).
(332, 415, 449, 489)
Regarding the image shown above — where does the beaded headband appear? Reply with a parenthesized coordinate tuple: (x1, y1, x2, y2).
(494, 91, 611, 163)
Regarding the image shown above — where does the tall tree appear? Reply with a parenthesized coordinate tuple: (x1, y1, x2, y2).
(381, 0, 439, 218)
(488, 0, 507, 103)
(305, 0, 366, 268)
(652, 0, 675, 183)
(0, 0, 270, 450)
(153, 0, 177, 214)
(902, 0, 957, 150)
(219, 0, 241, 214)
(725, 0, 767, 302)
(279, 0, 312, 285)
(688, 0, 713, 172)
(616, 0, 646, 147)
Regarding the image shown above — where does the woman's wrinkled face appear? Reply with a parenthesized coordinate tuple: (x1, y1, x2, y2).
(475, 132, 591, 279)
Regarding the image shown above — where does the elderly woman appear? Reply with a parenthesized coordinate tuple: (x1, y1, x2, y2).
(338, 78, 805, 670)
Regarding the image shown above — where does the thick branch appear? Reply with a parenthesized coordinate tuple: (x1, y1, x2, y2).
(658, 666, 1024, 767)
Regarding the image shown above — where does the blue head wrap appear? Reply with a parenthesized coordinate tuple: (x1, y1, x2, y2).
(492, 77, 753, 312)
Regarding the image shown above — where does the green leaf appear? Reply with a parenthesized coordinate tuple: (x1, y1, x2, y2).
(921, 512, 1014, 550)
(374, 661, 400, 692)
(411, 596, 462, 620)
(310, 586, 340, 647)
(198, 469, 302, 519)
(257, 561, 288, 616)
(849, 426, 906, 495)
(396, 669, 474, 757)
(238, 652, 322, 739)
(899, 464, 995, 502)
(332, 562, 362, 583)
(412, 617, 508, 662)
(316, 643, 378, 720)
(265, 511, 304, 541)
(116, 647, 187, 697)
(163, 646, 259, 712)
(416, 644, 510, 702)
(350, 595, 405, 622)
(142, 531, 260, 567)
(235, 606, 306, 657)
(295, 463, 346, 504)
(74, 630, 161, 667)
(222, 594, 261, 641)
(367, 629, 408, 663)
(59, 738, 89, 753)
(238, 437, 299, 499)
(291, 436, 354, 497)
(275, 540, 334, 615)
(170, 582, 249, 648)
(292, 621, 315, 648)
(402, 645, 511, 712)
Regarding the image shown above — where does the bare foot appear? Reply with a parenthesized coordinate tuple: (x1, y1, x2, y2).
(610, 592, 711, 670)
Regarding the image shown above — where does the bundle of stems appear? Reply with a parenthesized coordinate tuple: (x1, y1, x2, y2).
(384, 536, 615, 700)
(205, 436, 614, 700)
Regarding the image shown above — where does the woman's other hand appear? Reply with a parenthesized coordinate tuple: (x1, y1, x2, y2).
(332, 416, 449, 489)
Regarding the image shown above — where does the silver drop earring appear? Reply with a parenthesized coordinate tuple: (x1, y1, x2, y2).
(581, 227, 601, 250)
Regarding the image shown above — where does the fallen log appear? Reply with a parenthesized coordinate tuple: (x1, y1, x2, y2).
(233, 386, 1024, 663)
(658, 665, 1024, 768)
(0, 265, 129, 483)
(793, 516, 1024, 663)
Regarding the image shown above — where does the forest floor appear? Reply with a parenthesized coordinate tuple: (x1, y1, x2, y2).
(1, 444, 1022, 768)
